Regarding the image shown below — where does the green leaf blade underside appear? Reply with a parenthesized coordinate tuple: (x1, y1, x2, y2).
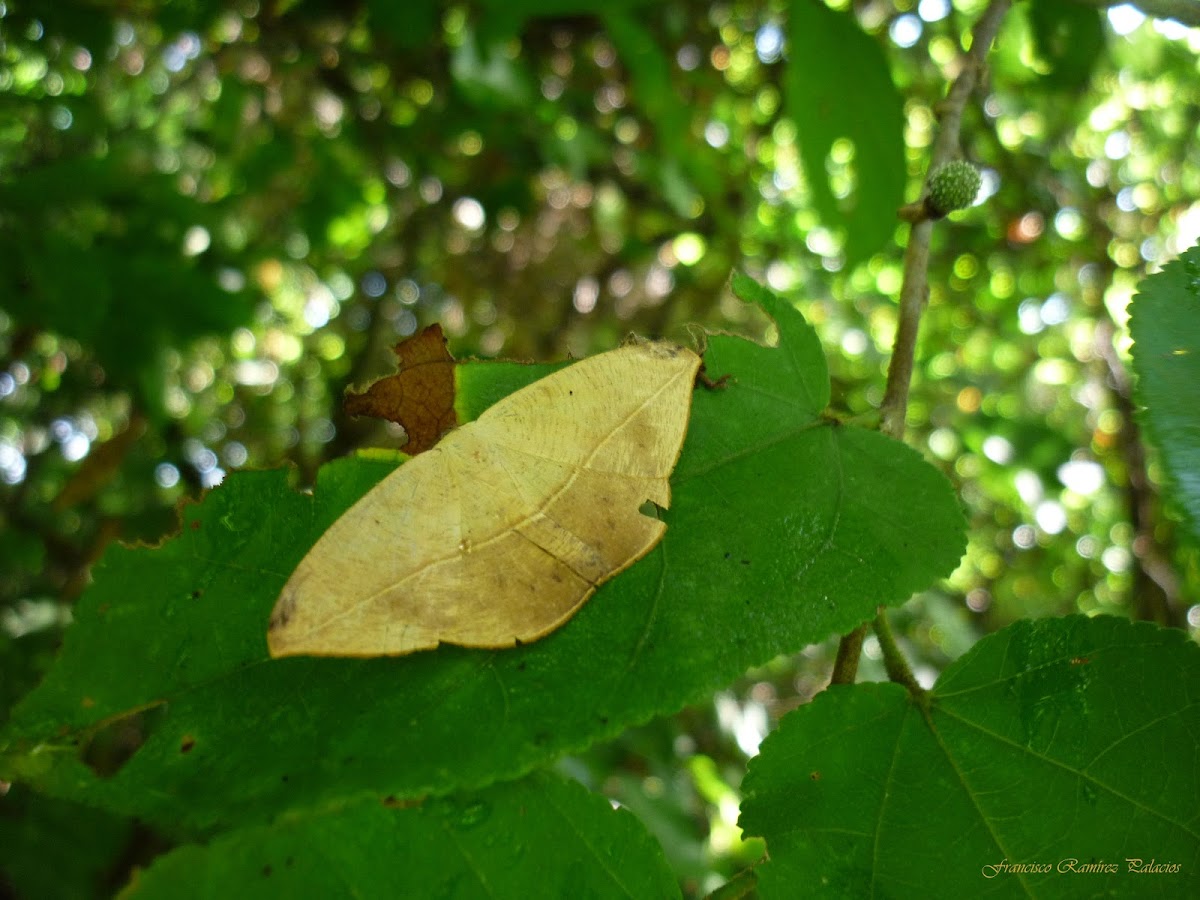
(1, 281, 966, 829)
(740, 616, 1200, 899)
(1129, 244, 1200, 545)
(785, 0, 906, 267)
(121, 771, 680, 900)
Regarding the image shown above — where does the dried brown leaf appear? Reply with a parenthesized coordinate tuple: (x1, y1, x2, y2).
(344, 324, 457, 454)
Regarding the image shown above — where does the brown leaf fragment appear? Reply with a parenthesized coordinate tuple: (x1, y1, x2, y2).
(344, 324, 457, 454)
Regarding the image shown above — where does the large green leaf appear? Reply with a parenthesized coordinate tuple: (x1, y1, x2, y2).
(0, 278, 966, 829)
(0, 786, 131, 900)
(1129, 244, 1200, 544)
(740, 616, 1200, 898)
(121, 771, 678, 899)
(785, 0, 906, 266)
(1027, 0, 1106, 91)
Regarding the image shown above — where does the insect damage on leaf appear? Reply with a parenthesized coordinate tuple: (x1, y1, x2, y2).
(344, 324, 457, 455)
(268, 340, 702, 658)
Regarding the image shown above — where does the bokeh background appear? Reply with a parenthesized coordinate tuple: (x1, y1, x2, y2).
(2, 0, 1198, 894)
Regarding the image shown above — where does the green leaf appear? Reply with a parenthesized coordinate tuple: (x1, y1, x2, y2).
(785, 0, 906, 266)
(0, 785, 132, 900)
(740, 616, 1200, 898)
(0, 628, 59, 733)
(450, 27, 536, 109)
(367, 0, 439, 50)
(1027, 0, 1106, 91)
(1129, 244, 1200, 544)
(605, 13, 721, 213)
(3, 5, 113, 51)
(1, 279, 966, 828)
(122, 771, 679, 899)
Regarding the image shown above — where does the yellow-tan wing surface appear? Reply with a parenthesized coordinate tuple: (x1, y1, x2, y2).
(267, 340, 700, 658)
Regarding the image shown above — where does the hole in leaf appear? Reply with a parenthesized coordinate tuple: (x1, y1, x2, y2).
(79, 701, 168, 778)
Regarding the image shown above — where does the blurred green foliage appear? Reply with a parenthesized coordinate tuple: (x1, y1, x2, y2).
(1, 0, 1198, 895)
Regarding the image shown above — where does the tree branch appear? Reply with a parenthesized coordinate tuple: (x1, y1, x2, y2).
(879, 0, 1011, 440)
(839, 0, 1011, 690)
(830, 621, 868, 685)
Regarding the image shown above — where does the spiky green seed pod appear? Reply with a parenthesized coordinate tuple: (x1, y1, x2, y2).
(926, 160, 982, 216)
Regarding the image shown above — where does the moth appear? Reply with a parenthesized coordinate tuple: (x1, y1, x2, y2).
(267, 340, 701, 657)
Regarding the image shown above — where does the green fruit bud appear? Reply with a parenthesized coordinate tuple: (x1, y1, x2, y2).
(926, 160, 982, 216)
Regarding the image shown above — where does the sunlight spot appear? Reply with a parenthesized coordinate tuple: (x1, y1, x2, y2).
(918, 0, 950, 22)
(1108, 4, 1145, 34)
(452, 197, 486, 231)
(155, 463, 181, 488)
(1013, 524, 1037, 549)
(982, 435, 1014, 465)
(183, 225, 211, 255)
(704, 120, 729, 148)
(1018, 298, 1045, 334)
(1104, 131, 1130, 160)
(676, 44, 701, 70)
(673, 233, 706, 266)
(841, 329, 867, 356)
(889, 14, 922, 48)
(572, 276, 599, 314)
(754, 24, 784, 64)
(0, 440, 26, 484)
(1101, 545, 1130, 573)
(62, 432, 90, 462)
(1059, 460, 1105, 495)
(360, 272, 386, 299)
(1035, 501, 1067, 535)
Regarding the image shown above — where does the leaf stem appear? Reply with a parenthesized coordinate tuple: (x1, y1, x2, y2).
(873, 611, 925, 699)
